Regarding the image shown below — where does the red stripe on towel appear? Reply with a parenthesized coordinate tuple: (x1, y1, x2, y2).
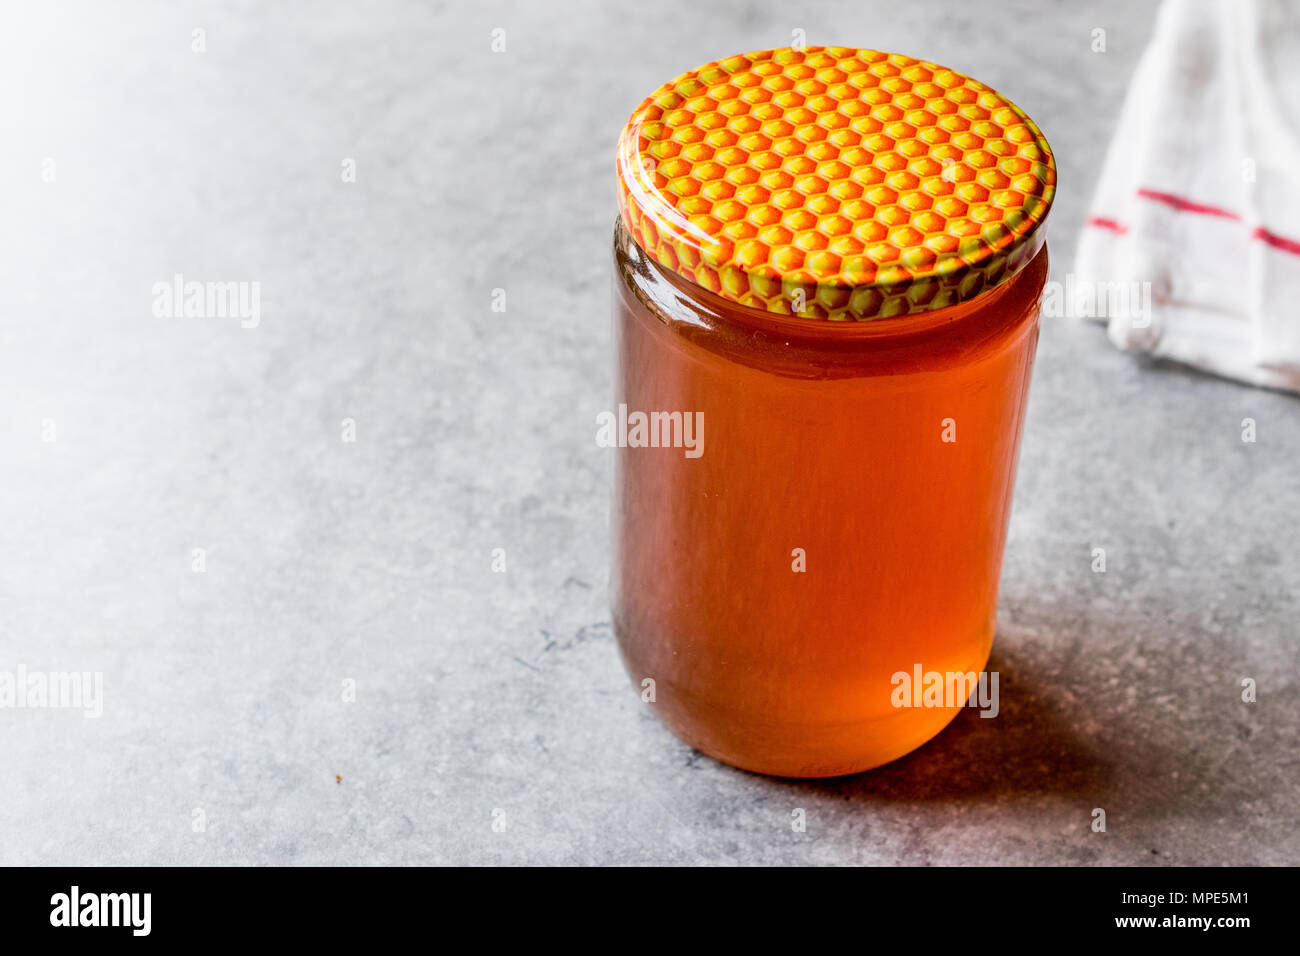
(1253, 226, 1300, 258)
(1087, 216, 1128, 234)
(1136, 188, 1242, 220)
(1088, 190, 1300, 258)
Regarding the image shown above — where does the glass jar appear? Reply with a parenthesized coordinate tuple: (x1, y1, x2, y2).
(611, 47, 1055, 777)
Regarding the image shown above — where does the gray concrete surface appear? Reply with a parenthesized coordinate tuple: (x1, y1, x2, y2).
(0, 0, 1295, 865)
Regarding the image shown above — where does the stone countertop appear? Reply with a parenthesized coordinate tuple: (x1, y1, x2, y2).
(0, 0, 1294, 865)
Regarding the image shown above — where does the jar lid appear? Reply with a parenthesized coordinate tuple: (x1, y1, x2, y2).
(617, 47, 1056, 321)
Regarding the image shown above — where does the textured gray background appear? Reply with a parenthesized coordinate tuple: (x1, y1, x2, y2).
(0, 0, 1295, 865)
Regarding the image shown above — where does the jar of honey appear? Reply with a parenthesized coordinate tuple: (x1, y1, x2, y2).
(611, 47, 1055, 777)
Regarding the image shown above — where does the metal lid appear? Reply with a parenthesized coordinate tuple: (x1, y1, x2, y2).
(617, 47, 1056, 320)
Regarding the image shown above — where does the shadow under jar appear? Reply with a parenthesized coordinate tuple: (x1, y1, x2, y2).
(611, 47, 1056, 778)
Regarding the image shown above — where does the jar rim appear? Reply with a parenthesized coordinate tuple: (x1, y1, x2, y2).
(616, 214, 1042, 343)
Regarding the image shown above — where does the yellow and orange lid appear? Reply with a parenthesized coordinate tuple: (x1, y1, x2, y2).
(617, 47, 1056, 321)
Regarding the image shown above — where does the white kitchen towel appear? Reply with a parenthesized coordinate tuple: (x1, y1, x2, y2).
(1075, 0, 1300, 393)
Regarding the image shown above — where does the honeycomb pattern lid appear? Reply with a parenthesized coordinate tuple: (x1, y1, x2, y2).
(617, 47, 1056, 321)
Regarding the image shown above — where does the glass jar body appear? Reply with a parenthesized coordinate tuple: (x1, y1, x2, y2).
(611, 218, 1047, 778)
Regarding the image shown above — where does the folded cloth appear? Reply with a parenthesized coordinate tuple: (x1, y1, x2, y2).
(1075, 0, 1300, 392)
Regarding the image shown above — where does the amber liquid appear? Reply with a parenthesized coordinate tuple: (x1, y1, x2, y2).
(612, 220, 1046, 777)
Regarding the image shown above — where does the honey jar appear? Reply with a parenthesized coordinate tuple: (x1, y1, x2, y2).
(612, 47, 1055, 777)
